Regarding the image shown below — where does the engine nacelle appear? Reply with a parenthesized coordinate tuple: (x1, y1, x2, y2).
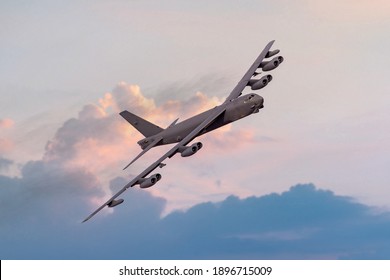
(260, 56, 284, 71)
(180, 142, 203, 157)
(139, 173, 162, 189)
(249, 75, 272, 90)
(108, 199, 124, 208)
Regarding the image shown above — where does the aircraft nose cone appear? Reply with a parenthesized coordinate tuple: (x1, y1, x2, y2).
(255, 95, 264, 109)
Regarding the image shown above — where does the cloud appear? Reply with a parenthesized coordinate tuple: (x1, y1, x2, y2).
(1, 182, 389, 259)
(99, 83, 156, 116)
(99, 82, 224, 124)
(0, 164, 166, 259)
(0, 81, 258, 225)
(43, 103, 133, 175)
(159, 184, 376, 259)
(3, 82, 388, 259)
(0, 138, 14, 154)
(0, 119, 15, 154)
(35, 81, 284, 216)
(0, 160, 103, 229)
(0, 118, 14, 129)
(43, 82, 255, 191)
(0, 157, 13, 171)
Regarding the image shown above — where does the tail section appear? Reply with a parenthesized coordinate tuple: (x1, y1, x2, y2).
(120, 110, 163, 137)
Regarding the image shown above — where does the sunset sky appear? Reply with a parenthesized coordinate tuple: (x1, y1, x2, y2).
(1, 0, 390, 259)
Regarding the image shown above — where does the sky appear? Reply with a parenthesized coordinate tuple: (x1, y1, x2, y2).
(1, 0, 390, 259)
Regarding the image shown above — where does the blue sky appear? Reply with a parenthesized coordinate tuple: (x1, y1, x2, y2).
(1, 1, 390, 259)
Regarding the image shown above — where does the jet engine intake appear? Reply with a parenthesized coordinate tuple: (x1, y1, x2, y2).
(180, 142, 203, 157)
(260, 56, 284, 71)
(139, 173, 162, 189)
(249, 75, 272, 90)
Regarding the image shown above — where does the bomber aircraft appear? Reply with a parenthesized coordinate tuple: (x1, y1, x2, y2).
(83, 40, 283, 222)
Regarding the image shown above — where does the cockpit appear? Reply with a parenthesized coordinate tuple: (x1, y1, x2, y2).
(244, 93, 256, 103)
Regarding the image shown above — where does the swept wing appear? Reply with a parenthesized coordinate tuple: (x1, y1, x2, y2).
(224, 40, 275, 103)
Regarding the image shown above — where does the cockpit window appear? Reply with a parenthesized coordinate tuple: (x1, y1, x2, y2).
(244, 94, 255, 103)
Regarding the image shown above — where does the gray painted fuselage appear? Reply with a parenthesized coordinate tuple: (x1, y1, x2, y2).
(138, 93, 264, 149)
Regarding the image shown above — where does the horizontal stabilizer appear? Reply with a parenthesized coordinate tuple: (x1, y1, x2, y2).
(120, 110, 163, 137)
(123, 136, 163, 170)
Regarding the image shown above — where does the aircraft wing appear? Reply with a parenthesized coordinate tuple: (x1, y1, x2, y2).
(82, 106, 227, 222)
(224, 40, 275, 103)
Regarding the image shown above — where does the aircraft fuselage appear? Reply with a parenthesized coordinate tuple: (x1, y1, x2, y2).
(138, 93, 264, 149)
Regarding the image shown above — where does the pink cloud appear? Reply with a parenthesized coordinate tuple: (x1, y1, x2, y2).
(41, 82, 264, 211)
(0, 138, 14, 154)
(99, 83, 156, 116)
(0, 118, 14, 129)
(0, 119, 15, 154)
(0, 81, 280, 217)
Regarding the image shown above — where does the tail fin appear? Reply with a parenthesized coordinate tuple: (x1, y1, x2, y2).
(120, 110, 163, 137)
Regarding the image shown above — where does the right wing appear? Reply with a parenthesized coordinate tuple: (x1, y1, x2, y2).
(82, 105, 227, 223)
(224, 40, 275, 103)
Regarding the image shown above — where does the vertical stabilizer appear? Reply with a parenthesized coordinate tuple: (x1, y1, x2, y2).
(120, 110, 163, 137)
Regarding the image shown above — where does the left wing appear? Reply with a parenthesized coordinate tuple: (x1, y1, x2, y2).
(82, 106, 227, 222)
(224, 40, 276, 103)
